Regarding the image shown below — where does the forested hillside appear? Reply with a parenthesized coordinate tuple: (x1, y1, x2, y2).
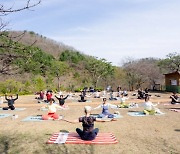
(0, 30, 179, 94)
(0, 31, 116, 94)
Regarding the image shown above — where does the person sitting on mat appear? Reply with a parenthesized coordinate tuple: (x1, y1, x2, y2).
(45, 91, 53, 103)
(78, 91, 87, 102)
(94, 98, 117, 118)
(0, 96, 3, 105)
(3, 94, 18, 110)
(109, 90, 117, 100)
(41, 99, 64, 120)
(35, 90, 45, 100)
(170, 92, 180, 104)
(94, 91, 100, 98)
(62, 106, 115, 141)
(55, 94, 69, 107)
(142, 96, 163, 115)
(117, 93, 129, 108)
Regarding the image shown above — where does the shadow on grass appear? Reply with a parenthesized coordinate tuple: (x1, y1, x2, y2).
(174, 129, 180, 132)
(60, 130, 69, 133)
(128, 110, 140, 112)
(0, 132, 95, 154)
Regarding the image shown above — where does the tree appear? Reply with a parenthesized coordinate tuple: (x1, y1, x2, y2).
(59, 50, 85, 64)
(51, 61, 69, 91)
(158, 52, 180, 73)
(86, 57, 114, 88)
(123, 58, 162, 90)
(32, 76, 46, 92)
(0, 0, 41, 75)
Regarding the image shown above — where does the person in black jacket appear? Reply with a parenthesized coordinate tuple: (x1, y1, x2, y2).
(3, 94, 18, 110)
(170, 92, 180, 104)
(55, 94, 69, 106)
(63, 106, 115, 141)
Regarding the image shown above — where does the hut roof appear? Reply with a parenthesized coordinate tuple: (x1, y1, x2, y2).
(164, 71, 180, 76)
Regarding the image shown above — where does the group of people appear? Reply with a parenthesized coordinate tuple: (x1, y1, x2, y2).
(0, 90, 179, 142)
(137, 88, 149, 99)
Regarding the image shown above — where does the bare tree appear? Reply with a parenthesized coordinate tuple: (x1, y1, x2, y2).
(123, 58, 163, 90)
(0, 0, 41, 75)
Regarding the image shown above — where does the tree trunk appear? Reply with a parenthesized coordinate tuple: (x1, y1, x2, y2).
(57, 77, 60, 92)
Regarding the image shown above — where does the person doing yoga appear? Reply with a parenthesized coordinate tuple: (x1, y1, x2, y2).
(78, 91, 86, 102)
(63, 106, 115, 141)
(46, 91, 53, 103)
(142, 96, 163, 115)
(170, 92, 180, 104)
(55, 94, 69, 106)
(41, 99, 64, 120)
(94, 98, 117, 118)
(117, 93, 129, 108)
(3, 94, 18, 110)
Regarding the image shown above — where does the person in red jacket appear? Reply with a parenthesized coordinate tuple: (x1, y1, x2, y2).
(46, 91, 52, 103)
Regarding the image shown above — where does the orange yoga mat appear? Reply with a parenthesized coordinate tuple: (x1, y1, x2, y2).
(47, 132, 118, 144)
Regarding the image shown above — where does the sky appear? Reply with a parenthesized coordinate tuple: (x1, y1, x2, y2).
(2, 0, 180, 65)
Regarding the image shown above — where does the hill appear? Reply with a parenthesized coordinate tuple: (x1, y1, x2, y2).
(0, 31, 116, 94)
(8, 31, 76, 58)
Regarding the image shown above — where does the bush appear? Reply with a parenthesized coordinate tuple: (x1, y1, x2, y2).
(59, 50, 85, 64)
(95, 87, 103, 91)
(74, 88, 83, 92)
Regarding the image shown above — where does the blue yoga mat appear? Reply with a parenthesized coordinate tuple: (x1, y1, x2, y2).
(22, 116, 43, 122)
(127, 111, 165, 117)
(0, 108, 26, 111)
(0, 114, 12, 119)
(91, 114, 122, 119)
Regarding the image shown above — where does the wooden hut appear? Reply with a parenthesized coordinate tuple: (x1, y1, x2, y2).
(164, 71, 180, 93)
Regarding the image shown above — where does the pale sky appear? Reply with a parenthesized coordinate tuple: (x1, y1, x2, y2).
(2, 0, 180, 65)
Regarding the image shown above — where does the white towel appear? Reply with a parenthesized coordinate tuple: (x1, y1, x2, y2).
(54, 132, 69, 144)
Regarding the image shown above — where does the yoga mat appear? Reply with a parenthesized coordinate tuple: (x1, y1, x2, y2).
(0, 114, 12, 119)
(40, 106, 69, 111)
(22, 116, 43, 122)
(127, 111, 165, 117)
(75, 100, 92, 103)
(169, 109, 180, 112)
(47, 132, 118, 144)
(117, 105, 138, 109)
(0, 108, 26, 111)
(163, 103, 179, 106)
(90, 114, 122, 119)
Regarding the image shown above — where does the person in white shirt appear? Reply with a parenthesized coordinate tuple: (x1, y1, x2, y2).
(143, 96, 163, 115)
(94, 98, 117, 118)
(94, 91, 100, 98)
(117, 93, 129, 108)
(41, 99, 64, 120)
(102, 90, 107, 97)
(0, 96, 3, 105)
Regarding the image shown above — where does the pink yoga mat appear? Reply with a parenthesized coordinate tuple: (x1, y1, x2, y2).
(47, 132, 118, 144)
